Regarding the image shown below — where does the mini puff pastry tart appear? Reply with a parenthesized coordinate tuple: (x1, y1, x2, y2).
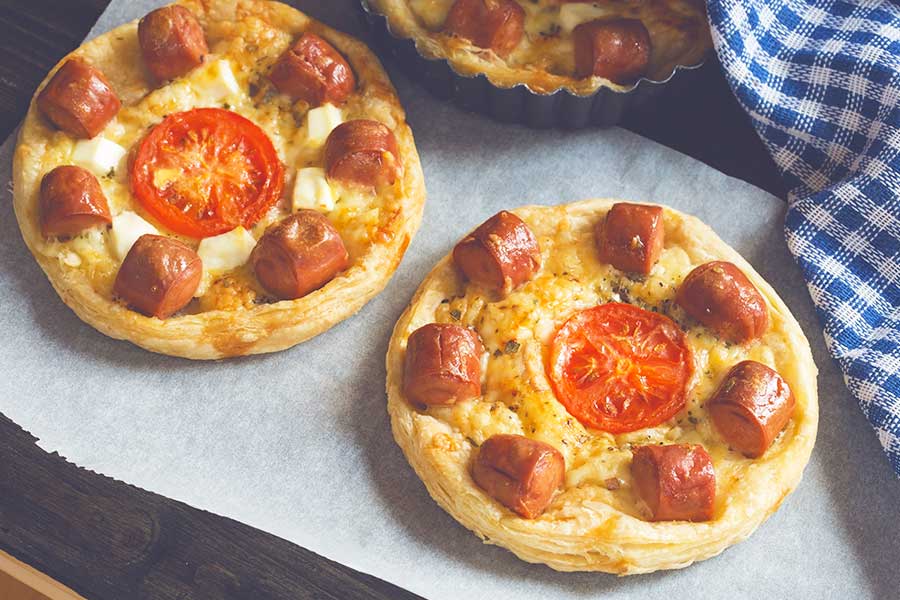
(365, 0, 711, 93)
(386, 199, 818, 573)
(13, 0, 425, 359)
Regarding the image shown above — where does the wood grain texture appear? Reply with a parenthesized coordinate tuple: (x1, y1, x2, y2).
(0, 1, 785, 599)
(0, 0, 107, 134)
(0, 414, 423, 600)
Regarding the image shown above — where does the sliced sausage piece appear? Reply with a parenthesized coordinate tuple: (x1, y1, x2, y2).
(573, 19, 651, 84)
(269, 33, 356, 106)
(39, 166, 112, 238)
(113, 234, 202, 318)
(676, 261, 769, 343)
(324, 120, 400, 189)
(250, 210, 349, 300)
(709, 361, 796, 458)
(453, 210, 541, 297)
(444, 0, 525, 58)
(36, 58, 121, 139)
(403, 323, 484, 406)
(596, 202, 664, 275)
(138, 5, 208, 81)
(472, 434, 565, 519)
(631, 444, 715, 522)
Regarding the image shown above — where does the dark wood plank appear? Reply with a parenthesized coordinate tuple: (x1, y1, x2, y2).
(0, 414, 424, 600)
(0, 2, 786, 600)
(0, 0, 109, 136)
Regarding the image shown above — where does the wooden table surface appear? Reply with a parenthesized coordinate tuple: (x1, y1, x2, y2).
(0, 2, 784, 599)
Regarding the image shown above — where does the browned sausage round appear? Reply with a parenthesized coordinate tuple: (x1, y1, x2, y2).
(453, 210, 541, 297)
(113, 234, 202, 319)
(39, 166, 112, 238)
(250, 210, 349, 300)
(676, 261, 769, 343)
(402, 323, 484, 406)
(324, 120, 400, 189)
(36, 58, 121, 139)
(444, 0, 525, 58)
(138, 5, 208, 81)
(596, 202, 664, 275)
(269, 33, 356, 106)
(709, 361, 796, 458)
(472, 434, 565, 519)
(631, 444, 715, 522)
(573, 19, 651, 84)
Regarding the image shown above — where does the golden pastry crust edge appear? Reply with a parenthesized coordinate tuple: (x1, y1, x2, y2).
(366, 0, 711, 95)
(385, 198, 818, 574)
(12, 0, 426, 360)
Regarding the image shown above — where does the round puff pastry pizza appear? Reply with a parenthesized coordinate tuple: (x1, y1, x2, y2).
(366, 0, 711, 93)
(386, 199, 818, 573)
(13, 0, 425, 359)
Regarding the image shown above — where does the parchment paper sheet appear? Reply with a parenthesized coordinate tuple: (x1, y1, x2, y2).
(1, 1, 898, 598)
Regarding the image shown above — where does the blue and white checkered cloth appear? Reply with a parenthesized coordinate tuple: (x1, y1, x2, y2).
(709, 0, 900, 474)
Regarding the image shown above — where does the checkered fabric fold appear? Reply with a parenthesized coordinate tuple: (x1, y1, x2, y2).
(709, 0, 900, 474)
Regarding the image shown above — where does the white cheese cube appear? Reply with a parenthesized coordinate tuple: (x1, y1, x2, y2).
(111, 211, 159, 260)
(306, 103, 343, 147)
(195, 226, 257, 297)
(558, 4, 609, 34)
(292, 167, 335, 212)
(72, 137, 127, 177)
(197, 226, 257, 273)
(202, 59, 241, 102)
(60, 251, 82, 267)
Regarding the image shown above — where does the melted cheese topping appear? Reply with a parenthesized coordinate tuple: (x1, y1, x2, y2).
(420, 207, 792, 519)
(35, 12, 404, 314)
(406, 0, 710, 81)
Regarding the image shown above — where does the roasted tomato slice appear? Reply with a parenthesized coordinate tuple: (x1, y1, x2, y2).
(548, 303, 693, 433)
(131, 108, 284, 238)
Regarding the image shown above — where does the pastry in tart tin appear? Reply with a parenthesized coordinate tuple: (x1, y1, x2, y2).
(366, 0, 712, 94)
(386, 199, 818, 573)
(13, 0, 425, 359)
